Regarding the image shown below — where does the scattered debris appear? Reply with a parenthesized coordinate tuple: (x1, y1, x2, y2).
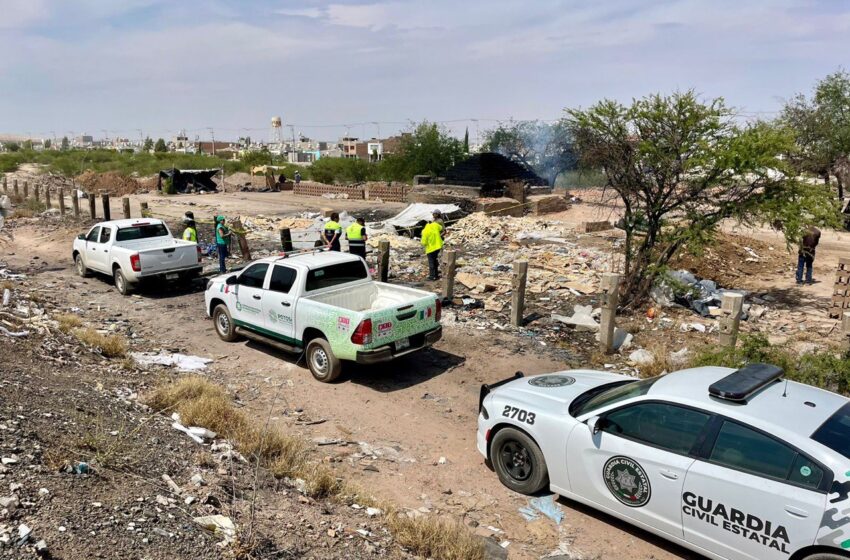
(518, 494, 564, 525)
(131, 351, 213, 371)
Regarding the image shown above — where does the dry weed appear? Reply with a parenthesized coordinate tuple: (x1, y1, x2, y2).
(304, 465, 343, 500)
(240, 428, 309, 478)
(146, 376, 229, 413)
(73, 327, 128, 358)
(55, 313, 83, 333)
(386, 512, 486, 560)
(636, 342, 674, 378)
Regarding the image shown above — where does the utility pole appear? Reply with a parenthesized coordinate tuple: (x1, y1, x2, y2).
(373, 121, 380, 140)
(471, 119, 480, 148)
(207, 127, 216, 156)
(136, 129, 143, 150)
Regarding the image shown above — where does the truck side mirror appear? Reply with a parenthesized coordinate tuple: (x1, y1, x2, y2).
(225, 275, 237, 285)
(587, 416, 602, 435)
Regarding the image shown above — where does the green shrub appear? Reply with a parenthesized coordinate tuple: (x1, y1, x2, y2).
(691, 334, 850, 394)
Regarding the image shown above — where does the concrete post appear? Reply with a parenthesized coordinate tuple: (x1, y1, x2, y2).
(13, 179, 18, 197)
(23, 181, 28, 199)
(72, 190, 80, 219)
(122, 197, 131, 219)
(718, 292, 744, 348)
(88, 194, 96, 219)
(59, 187, 66, 216)
(378, 240, 390, 282)
(599, 273, 621, 353)
(33, 184, 39, 203)
(2, 177, 6, 193)
(442, 250, 457, 300)
(140, 202, 150, 218)
(842, 312, 850, 352)
(511, 261, 528, 327)
(280, 227, 293, 252)
(44, 186, 51, 208)
(101, 193, 111, 221)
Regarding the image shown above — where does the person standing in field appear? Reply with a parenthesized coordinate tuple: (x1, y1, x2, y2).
(421, 212, 444, 281)
(323, 212, 342, 251)
(346, 217, 367, 259)
(796, 225, 821, 285)
(215, 215, 232, 273)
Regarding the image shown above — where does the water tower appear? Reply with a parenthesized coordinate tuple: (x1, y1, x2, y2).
(270, 116, 283, 145)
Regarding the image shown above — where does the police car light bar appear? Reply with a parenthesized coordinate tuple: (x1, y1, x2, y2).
(708, 363, 784, 403)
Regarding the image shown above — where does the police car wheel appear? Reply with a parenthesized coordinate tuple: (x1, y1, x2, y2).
(491, 428, 548, 495)
(113, 268, 132, 296)
(75, 254, 90, 277)
(306, 338, 342, 383)
(213, 304, 239, 342)
(802, 554, 850, 560)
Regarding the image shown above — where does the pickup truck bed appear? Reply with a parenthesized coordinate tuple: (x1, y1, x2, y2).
(305, 282, 427, 312)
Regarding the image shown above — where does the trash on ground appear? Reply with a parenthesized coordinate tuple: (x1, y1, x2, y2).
(517, 494, 564, 525)
(131, 351, 213, 371)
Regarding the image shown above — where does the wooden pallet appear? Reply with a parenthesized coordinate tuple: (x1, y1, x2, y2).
(830, 259, 850, 318)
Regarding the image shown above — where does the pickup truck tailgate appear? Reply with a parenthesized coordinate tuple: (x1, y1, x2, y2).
(137, 243, 198, 274)
(365, 294, 439, 348)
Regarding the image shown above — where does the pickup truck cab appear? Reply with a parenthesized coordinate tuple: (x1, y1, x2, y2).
(204, 251, 443, 382)
(72, 219, 203, 295)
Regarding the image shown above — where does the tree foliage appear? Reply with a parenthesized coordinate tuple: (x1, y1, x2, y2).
(154, 138, 168, 153)
(143, 137, 154, 152)
(482, 120, 577, 185)
(380, 121, 465, 181)
(60, 136, 69, 151)
(4, 142, 20, 152)
(567, 91, 838, 305)
(43, 139, 51, 149)
(781, 70, 850, 199)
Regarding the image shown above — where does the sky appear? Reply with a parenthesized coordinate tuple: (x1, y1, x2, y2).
(1, 0, 848, 142)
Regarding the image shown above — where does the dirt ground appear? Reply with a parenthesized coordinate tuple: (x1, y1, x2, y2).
(3, 183, 850, 559)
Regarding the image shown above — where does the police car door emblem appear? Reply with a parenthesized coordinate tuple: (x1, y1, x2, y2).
(528, 375, 575, 387)
(604, 456, 651, 507)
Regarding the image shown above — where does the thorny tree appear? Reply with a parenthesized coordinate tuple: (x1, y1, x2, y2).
(567, 91, 837, 306)
(781, 70, 850, 200)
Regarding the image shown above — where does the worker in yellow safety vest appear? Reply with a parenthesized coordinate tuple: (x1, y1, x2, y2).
(182, 219, 198, 243)
(420, 211, 444, 281)
(323, 212, 342, 251)
(346, 217, 367, 259)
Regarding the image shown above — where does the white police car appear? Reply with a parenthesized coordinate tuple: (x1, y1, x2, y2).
(477, 364, 850, 560)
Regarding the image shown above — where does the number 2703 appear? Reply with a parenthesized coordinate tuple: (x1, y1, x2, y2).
(502, 405, 535, 425)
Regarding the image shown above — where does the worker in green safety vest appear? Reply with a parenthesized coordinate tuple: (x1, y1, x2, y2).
(182, 219, 198, 243)
(346, 217, 367, 259)
(421, 211, 444, 281)
(323, 212, 343, 251)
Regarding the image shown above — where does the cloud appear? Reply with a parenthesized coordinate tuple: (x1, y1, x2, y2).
(0, 0, 49, 29)
(275, 7, 324, 19)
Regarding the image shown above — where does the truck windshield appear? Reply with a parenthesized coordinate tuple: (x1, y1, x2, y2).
(812, 402, 850, 460)
(570, 377, 659, 417)
(116, 224, 170, 241)
(306, 261, 368, 291)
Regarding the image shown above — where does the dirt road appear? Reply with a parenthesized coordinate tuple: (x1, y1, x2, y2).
(3, 220, 700, 560)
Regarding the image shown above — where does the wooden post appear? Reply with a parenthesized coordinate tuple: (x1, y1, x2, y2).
(72, 190, 80, 219)
(442, 250, 457, 300)
(718, 292, 744, 348)
(140, 201, 150, 218)
(122, 197, 131, 219)
(2, 177, 6, 193)
(23, 181, 28, 199)
(13, 179, 19, 197)
(378, 240, 390, 282)
(843, 312, 850, 352)
(88, 193, 96, 219)
(599, 273, 621, 353)
(59, 187, 66, 216)
(34, 184, 40, 203)
(511, 260, 528, 327)
(101, 193, 111, 221)
(280, 227, 293, 252)
(230, 217, 252, 261)
(44, 186, 51, 208)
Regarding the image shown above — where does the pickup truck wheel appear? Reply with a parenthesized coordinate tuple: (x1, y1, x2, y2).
(802, 554, 850, 560)
(75, 254, 90, 278)
(213, 304, 239, 342)
(113, 268, 132, 296)
(306, 338, 342, 383)
(491, 428, 549, 495)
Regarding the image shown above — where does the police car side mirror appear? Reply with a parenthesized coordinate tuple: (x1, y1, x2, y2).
(225, 275, 237, 285)
(587, 416, 602, 435)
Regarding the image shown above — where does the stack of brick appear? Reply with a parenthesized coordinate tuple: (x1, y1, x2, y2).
(830, 257, 850, 319)
(293, 184, 365, 200)
(364, 184, 408, 202)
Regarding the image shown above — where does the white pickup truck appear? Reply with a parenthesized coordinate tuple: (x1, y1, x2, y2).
(72, 219, 203, 295)
(204, 251, 443, 382)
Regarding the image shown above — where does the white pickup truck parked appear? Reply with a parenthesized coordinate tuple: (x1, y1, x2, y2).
(72, 219, 203, 295)
(204, 251, 442, 382)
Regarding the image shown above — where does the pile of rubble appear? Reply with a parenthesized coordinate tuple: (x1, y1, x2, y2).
(75, 171, 143, 196)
